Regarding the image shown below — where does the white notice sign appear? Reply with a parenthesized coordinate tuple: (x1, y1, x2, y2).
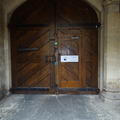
(61, 55, 79, 62)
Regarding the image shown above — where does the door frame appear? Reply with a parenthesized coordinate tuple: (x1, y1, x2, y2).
(3, 0, 104, 93)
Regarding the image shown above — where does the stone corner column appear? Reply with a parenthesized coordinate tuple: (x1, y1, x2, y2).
(0, 0, 5, 99)
(101, 0, 120, 102)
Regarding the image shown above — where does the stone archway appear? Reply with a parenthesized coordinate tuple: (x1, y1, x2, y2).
(1, 0, 120, 101)
(2, 0, 103, 94)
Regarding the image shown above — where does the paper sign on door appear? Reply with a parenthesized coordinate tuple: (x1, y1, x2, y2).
(61, 55, 79, 62)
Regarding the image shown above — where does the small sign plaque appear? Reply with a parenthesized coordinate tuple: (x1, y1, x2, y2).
(61, 55, 79, 62)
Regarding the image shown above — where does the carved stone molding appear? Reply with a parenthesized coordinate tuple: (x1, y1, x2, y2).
(103, 0, 120, 6)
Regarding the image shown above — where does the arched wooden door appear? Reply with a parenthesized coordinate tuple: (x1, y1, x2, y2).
(9, 0, 99, 94)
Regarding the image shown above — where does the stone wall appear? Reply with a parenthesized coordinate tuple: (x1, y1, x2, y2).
(0, 0, 5, 99)
(101, 0, 120, 100)
(3, 0, 102, 15)
(106, 2, 120, 91)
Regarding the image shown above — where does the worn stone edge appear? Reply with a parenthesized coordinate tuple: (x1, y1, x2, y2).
(100, 91, 120, 104)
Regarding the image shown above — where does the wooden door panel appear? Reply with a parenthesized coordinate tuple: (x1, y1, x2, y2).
(11, 28, 52, 88)
(16, 63, 50, 87)
(59, 63, 81, 88)
(10, 0, 54, 25)
(17, 42, 50, 63)
(57, 29, 82, 88)
(60, 63, 79, 81)
(82, 29, 98, 88)
(56, 0, 98, 25)
(58, 41, 79, 55)
(10, 0, 99, 93)
(57, 29, 98, 89)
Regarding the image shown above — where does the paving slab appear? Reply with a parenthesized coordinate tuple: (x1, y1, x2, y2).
(0, 95, 120, 120)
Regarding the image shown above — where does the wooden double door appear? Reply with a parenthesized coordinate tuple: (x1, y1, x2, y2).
(10, 0, 99, 94)
(11, 27, 98, 94)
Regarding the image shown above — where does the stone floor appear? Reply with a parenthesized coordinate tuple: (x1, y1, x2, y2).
(0, 94, 120, 120)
